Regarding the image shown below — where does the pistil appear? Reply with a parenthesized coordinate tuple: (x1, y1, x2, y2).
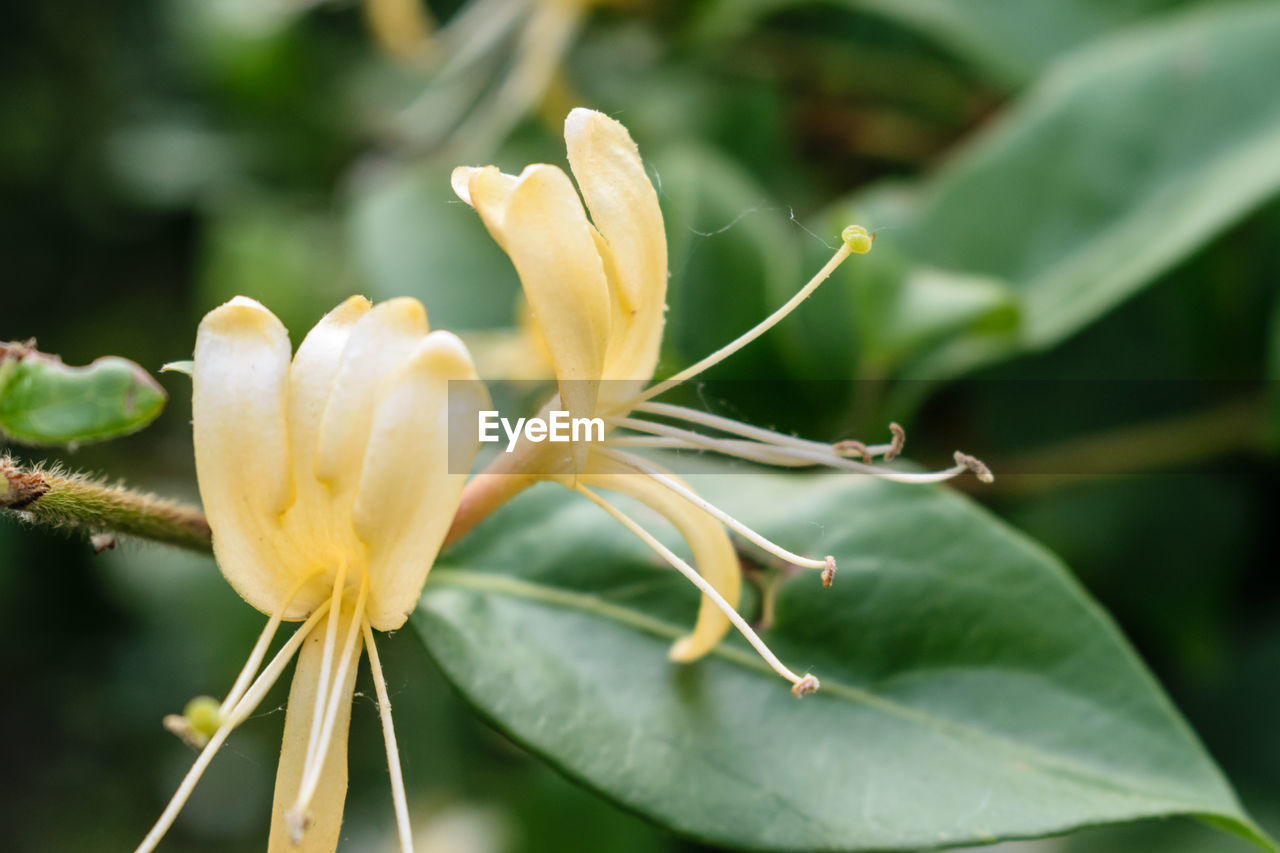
(576, 484, 820, 695)
(288, 574, 370, 841)
(629, 225, 873, 407)
(135, 602, 333, 853)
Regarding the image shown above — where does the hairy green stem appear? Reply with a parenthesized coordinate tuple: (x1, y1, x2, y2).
(1, 456, 212, 553)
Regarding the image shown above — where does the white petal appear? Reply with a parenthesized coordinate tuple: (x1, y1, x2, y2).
(353, 331, 488, 630)
(565, 108, 667, 383)
(193, 296, 304, 616)
(312, 298, 429, 531)
(461, 163, 611, 471)
(284, 296, 372, 562)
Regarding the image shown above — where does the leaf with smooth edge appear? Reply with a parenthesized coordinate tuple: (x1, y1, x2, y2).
(696, 0, 1202, 86)
(819, 3, 1280, 378)
(0, 347, 166, 446)
(414, 471, 1271, 851)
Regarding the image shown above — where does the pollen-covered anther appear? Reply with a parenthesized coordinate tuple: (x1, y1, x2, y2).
(791, 674, 821, 697)
(885, 422, 906, 462)
(287, 808, 313, 845)
(841, 224, 874, 255)
(821, 556, 837, 588)
(162, 695, 223, 749)
(832, 439, 871, 464)
(954, 451, 994, 484)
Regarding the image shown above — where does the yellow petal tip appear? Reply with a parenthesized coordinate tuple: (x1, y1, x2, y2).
(667, 635, 703, 663)
(199, 296, 286, 342)
(451, 166, 480, 205)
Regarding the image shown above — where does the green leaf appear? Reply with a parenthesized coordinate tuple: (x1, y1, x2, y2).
(347, 166, 521, 332)
(817, 3, 1280, 379)
(0, 343, 166, 446)
(414, 470, 1270, 850)
(654, 144, 802, 374)
(696, 0, 1201, 86)
(198, 197, 347, 337)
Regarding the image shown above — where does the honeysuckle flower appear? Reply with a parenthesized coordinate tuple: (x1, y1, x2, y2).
(137, 295, 487, 853)
(450, 107, 991, 696)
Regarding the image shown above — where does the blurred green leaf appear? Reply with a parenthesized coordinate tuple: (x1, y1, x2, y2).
(348, 166, 520, 331)
(697, 0, 1199, 86)
(0, 343, 165, 446)
(655, 144, 802, 374)
(816, 2, 1280, 379)
(198, 197, 348, 334)
(414, 469, 1270, 851)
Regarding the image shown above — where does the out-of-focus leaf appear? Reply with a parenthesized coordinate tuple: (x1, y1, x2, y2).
(198, 197, 347, 334)
(695, 0, 1199, 86)
(0, 342, 165, 445)
(654, 144, 802, 375)
(414, 468, 1271, 851)
(347, 166, 520, 331)
(815, 2, 1280, 379)
(103, 120, 245, 208)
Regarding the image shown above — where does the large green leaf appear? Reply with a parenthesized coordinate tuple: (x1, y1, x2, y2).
(413, 470, 1270, 850)
(815, 2, 1280, 379)
(696, 0, 1200, 86)
(0, 343, 165, 446)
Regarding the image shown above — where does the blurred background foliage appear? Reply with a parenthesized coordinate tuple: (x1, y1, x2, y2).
(3, 0, 1280, 850)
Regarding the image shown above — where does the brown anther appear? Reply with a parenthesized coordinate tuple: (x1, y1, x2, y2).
(954, 451, 994, 484)
(790, 674, 820, 697)
(821, 556, 837, 588)
(832, 440, 871, 464)
(91, 533, 117, 554)
(885, 423, 906, 462)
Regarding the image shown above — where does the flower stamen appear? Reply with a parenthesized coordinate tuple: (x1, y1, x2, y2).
(609, 416, 985, 484)
(629, 226, 873, 408)
(575, 483, 818, 695)
(135, 601, 333, 853)
(363, 619, 415, 853)
(289, 572, 370, 843)
(596, 447, 834, 576)
(631, 401, 902, 461)
(303, 559, 348, 784)
(219, 569, 324, 719)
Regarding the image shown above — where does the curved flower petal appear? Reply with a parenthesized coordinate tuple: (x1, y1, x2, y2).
(313, 298, 429, 535)
(284, 296, 372, 566)
(579, 454, 740, 661)
(193, 296, 304, 616)
(455, 163, 610, 472)
(353, 331, 489, 630)
(565, 108, 667, 384)
(268, 605, 363, 853)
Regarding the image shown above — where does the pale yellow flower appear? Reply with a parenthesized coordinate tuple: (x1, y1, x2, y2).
(137, 295, 487, 853)
(451, 108, 989, 695)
